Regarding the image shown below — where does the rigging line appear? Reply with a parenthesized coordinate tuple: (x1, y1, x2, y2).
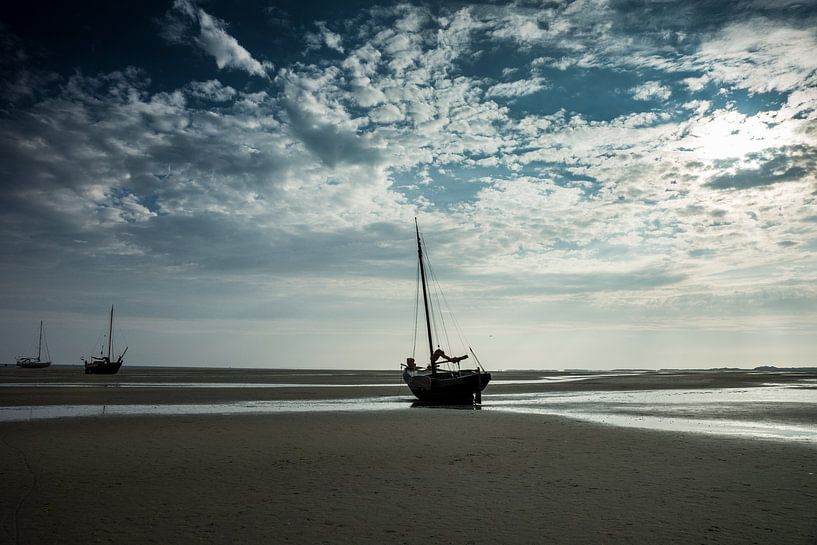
(411, 258, 420, 360)
(115, 322, 130, 358)
(42, 330, 51, 362)
(426, 254, 470, 353)
(425, 257, 440, 351)
(424, 252, 455, 352)
(428, 242, 458, 353)
(419, 233, 440, 353)
(93, 332, 105, 355)
(421, 235, 445, 350)
(27, 326, 37, 356)
(431, 271, 452, 351)
(469, 347, 485, 373)
(438, 282, 469, 352)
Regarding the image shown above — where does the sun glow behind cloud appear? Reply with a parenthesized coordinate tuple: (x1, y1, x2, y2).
(683, 108, 798, 163)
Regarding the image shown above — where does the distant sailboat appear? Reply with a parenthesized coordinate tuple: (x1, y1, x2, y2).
(16, 320, 52, 369)
(402, 218, 491, 403)
(83, 305, 127, 375)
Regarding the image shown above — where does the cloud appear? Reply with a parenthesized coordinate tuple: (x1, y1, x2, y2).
(161, 0, 272, 78)
(305, 21, 344, 53)
(694, 18, 817, 94)
(706, 145, 817, 190)
(185, 79, 236, 102)
(284, 98, 384, 167)
(630, 81, 671, 101)
(369, 103, 403, 123)
(486, 77, 549, 98)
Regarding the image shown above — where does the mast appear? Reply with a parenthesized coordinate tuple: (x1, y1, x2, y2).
(107, 305, 113, 361)
(415, 218, 436, 375)
(37, 320, 43, 361)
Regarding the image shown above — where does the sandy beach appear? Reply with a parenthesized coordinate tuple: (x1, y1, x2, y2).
(2, 368, 816, 544)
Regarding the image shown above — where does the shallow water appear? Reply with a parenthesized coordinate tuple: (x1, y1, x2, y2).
(0, 397, 406, 422)
(3, 381, 816, 445)
(484, 385, 817, 444)
(0, 373, 624, 389)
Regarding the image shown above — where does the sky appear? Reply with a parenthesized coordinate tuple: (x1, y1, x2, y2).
(1, 0, 816, 369)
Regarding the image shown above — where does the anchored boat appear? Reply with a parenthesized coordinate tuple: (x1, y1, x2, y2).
(402, 218, 491, 404)
(83, 305, 127, 375)
(16, 320, 52, 368)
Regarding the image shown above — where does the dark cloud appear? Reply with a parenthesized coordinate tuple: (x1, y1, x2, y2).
(284, 99, 384, 168)
(706, 145, 817, 190)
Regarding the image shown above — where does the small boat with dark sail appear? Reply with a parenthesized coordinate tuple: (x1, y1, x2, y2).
(402, 218, 491, 404)
(16, 320, 52, 368)
(83, 305, 127, 375)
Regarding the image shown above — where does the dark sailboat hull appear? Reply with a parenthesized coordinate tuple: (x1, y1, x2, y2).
(84, 359, 123, 375)
(403, 369, 491, 404)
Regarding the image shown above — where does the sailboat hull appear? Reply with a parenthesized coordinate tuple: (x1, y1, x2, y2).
(16, 359, 51, 369)
(84, 358, 123, 375)
(403, 369, 491, 404)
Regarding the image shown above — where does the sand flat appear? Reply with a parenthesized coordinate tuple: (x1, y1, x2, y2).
(2, 410, 816, 545)
(2, 367, 816, 544)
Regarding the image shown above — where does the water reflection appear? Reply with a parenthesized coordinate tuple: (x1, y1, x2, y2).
(0, 396, 411, 422)
(483, 386, 817, 444)
(491, 373, 636, 385)
(2, 384, 816, 445)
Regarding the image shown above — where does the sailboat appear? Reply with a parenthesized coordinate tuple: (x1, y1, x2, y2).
(82, 305, 127, 375)
(402, 218, 491, 404)
(16, 320, 52, 368)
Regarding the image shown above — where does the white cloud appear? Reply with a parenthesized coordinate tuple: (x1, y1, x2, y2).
(163, 0, 272, 78)
(369, 103, 403, 123)
(630, 81, 672, 101)
(694, 18, 817, 94)
(683, 75, 710, 92)
(486, 77, 549, 98)
(306, 21, 344, 53)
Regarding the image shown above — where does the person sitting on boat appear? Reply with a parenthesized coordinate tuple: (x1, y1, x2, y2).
(406, 357, 416, 370)
(431, 348, 468, 364)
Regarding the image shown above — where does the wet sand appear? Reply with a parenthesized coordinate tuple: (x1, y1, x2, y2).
(2, 411, 816, 544)
(2, 367, 816, 544)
